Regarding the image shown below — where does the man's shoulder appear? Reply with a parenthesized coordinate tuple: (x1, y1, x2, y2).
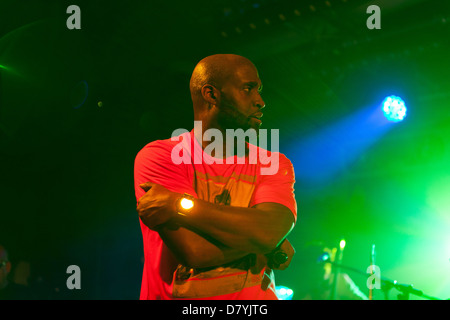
(141, 131, 190, 151)
(136, 131, 192, 162)
(248, 143, 292, 164)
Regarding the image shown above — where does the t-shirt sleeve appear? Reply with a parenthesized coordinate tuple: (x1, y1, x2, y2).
(134, 139, 197, 205)
(251, 153, 297, 222)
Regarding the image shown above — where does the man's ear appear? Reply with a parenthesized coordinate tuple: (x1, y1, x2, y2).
(5, 261, 11, 274)
(201, 84, 220, 105)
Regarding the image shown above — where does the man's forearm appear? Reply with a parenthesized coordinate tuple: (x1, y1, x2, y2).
(175, 199, 294, 254)
(137, 182, 294, 256)
(158, 223, 250, 268)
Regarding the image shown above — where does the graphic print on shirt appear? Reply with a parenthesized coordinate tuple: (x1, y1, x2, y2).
(172, 166, 276, 299)
(193, 170, 257, 208)
(214, 189, 231, 205)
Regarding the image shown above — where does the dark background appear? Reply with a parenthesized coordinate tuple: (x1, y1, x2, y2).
(1, 0, 449, 299)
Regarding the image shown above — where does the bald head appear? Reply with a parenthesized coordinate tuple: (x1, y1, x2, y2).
(189, 54, 257, 106)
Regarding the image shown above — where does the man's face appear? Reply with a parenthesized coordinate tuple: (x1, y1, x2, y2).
(216, 63, 265, 132)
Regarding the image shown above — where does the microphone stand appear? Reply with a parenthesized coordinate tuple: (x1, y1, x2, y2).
(380, 278, 440, 300)
(319, 256, 441, 300)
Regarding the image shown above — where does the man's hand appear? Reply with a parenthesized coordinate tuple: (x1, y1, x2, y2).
(136, 182, 181, 230)
(267, 239, 295, 270)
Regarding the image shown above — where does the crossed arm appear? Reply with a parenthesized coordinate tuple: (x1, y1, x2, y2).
(136, 182, 295, 269)
(134, 142, 297, 270)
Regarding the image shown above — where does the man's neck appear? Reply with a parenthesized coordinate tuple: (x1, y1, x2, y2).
(193, 122, 249, 159)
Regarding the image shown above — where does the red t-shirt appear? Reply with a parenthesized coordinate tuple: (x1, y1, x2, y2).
(134, 129, 297, 300)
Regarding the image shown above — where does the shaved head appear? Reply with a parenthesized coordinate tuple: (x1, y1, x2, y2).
(189, 54, 257, 106)
(188, 54, 265, 136)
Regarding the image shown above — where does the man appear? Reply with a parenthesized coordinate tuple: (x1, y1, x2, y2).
(0, 245, 34, 300)
(0, 245, 10, 293)
(134, 54, 297, 300)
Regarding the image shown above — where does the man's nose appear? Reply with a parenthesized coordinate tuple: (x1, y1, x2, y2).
(255, 93, 265, 109)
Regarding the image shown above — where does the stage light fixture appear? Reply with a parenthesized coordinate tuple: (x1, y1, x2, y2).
(275, 286, 294, 300)
(382, 95, 407, 122)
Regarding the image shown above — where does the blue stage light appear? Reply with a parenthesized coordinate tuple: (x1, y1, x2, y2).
(382, 95, 407, 122)
(275, 285, 294, 300)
